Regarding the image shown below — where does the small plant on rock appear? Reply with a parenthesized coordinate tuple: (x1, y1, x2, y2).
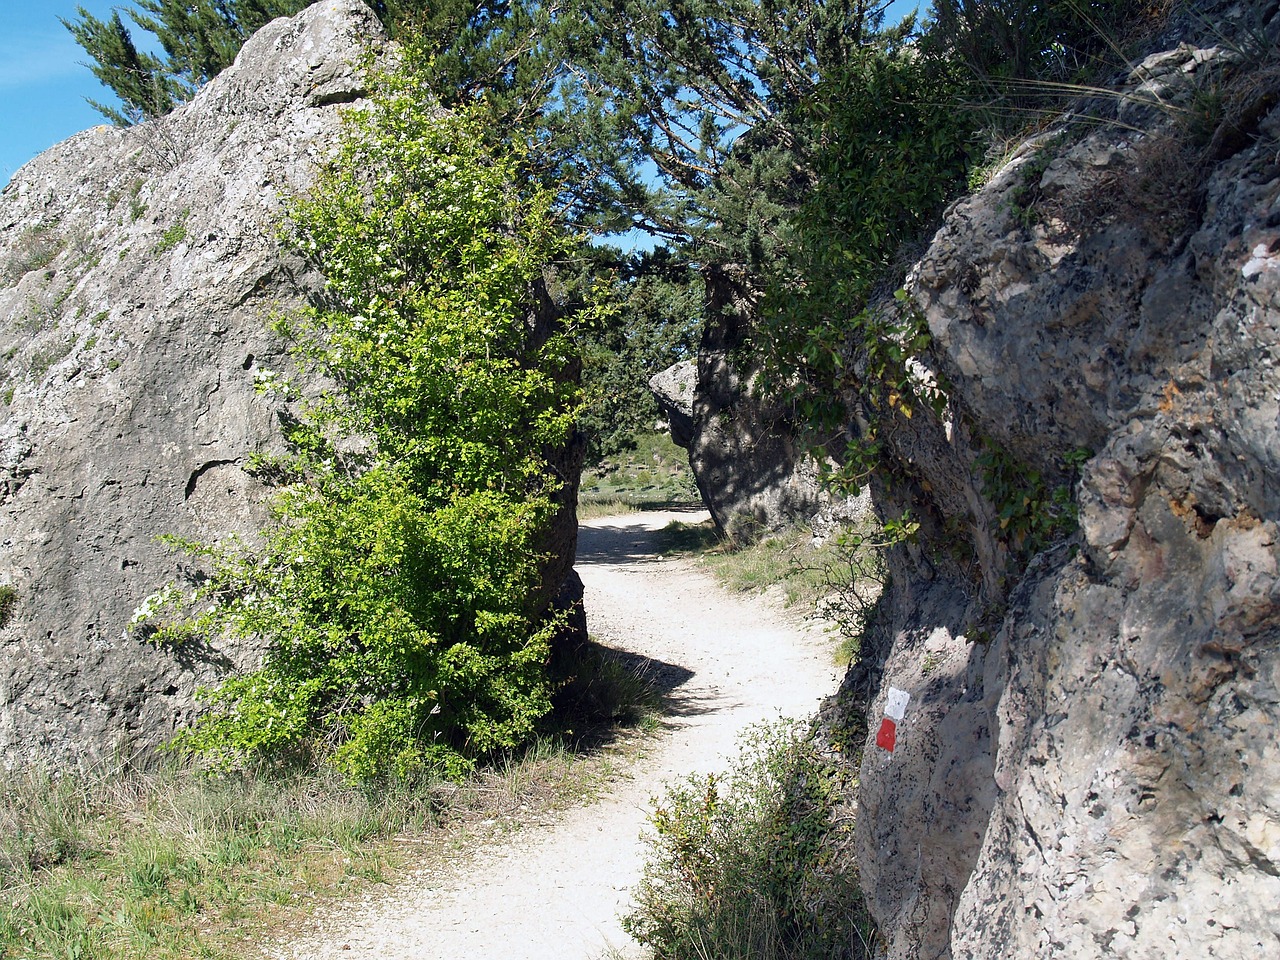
(0, 586, 17, 628)
(2, 224, 65, 284)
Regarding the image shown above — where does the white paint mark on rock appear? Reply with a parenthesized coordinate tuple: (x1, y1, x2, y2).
(884, 686, 910, 722)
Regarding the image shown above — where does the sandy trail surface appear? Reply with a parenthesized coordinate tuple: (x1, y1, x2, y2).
(267, 510, 840, 960)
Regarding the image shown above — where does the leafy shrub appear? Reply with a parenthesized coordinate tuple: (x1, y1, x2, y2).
(757, 40, 978, 471)
(626, 720, 873, 960)
(145, 67, 600, 780)
(976, 442, 1090, 556)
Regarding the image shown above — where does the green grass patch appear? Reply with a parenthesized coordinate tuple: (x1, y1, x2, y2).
(153, 210, 190, 254)
(0, 653, 661, 960)
(580, 430, 700, 510)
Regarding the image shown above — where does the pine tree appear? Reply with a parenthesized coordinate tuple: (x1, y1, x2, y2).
(125, 0, 306, 94)
(62, 1, 433, 125)
(60, 8, 180, 124)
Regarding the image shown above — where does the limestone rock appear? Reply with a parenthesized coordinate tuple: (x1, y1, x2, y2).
(0, 1, 386, 766)
(845, 16, 1280, 960)
(648, 359, 696, 447)
(663, 266, 826, 540)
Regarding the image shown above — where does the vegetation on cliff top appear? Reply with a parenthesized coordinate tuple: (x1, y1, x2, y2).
(63, 0, 437, 123)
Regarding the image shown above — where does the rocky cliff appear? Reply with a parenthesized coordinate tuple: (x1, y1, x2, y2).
(0, 0, 386, 766)
(840, 9, 1280, 958)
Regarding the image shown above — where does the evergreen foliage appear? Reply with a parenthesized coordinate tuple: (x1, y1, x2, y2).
(62, 1, 312, 122)
(755, 37, 981, 479)
(546, 0, 893, 256)
(61, 7, 180, 124)
(139, 67, 600, 780)
(388, 0, 896, 259)
(580, 249, 701, 460)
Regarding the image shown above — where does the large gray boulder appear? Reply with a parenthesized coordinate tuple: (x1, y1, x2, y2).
(0, 1, 386, 766)
(844, 26, 1280, 960)
(653, 266, 827, 541)
(648, 358, 696, 447)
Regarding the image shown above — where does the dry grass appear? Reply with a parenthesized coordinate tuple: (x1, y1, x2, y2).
(0, 651, 661, 960)
(579, 430, 700, 511)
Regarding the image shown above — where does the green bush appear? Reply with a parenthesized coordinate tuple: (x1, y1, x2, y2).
(144, 67, 601, 781)
(757, 40, 978, 473)
(626, 720, 873, 960)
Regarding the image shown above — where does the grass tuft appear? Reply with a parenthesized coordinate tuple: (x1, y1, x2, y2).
(0, 686, 658, 960)
(624, 719, 875, 960)
(551, 639, 665, 733)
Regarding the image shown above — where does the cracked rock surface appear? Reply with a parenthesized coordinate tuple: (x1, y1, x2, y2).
(0, 0, 386, 765)
(847, 12, 1280, 958)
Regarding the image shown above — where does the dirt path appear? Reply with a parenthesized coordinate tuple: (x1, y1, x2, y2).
(267, 510, 840, 960)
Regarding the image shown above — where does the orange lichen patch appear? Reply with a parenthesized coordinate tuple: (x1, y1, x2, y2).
(1222, 510, 1264, 533)
(1158, 380, 1182, 413)
(1167, 495, 1196, 523)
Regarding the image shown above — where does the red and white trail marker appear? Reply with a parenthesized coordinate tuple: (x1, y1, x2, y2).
(876, 686, 910, 753)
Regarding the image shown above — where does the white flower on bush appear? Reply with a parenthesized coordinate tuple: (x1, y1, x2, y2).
(130, 585, 182, 626)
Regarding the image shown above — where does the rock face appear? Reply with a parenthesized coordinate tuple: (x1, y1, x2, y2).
(0, 0, 583, 769)
(843, 16, 1280, 960)
(0, 0, 387, 766)
(648, 359, 696, 448)
(655, 266, 826, 540)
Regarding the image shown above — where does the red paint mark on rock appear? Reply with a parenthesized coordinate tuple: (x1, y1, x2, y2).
(876, 717, 897, 752)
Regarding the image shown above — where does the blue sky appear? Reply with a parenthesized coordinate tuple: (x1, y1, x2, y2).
(0, 1, 142, 185)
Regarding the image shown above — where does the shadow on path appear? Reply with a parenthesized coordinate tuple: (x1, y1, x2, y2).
(576, 507, 711, 565)
(572, 510, 743, 746)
